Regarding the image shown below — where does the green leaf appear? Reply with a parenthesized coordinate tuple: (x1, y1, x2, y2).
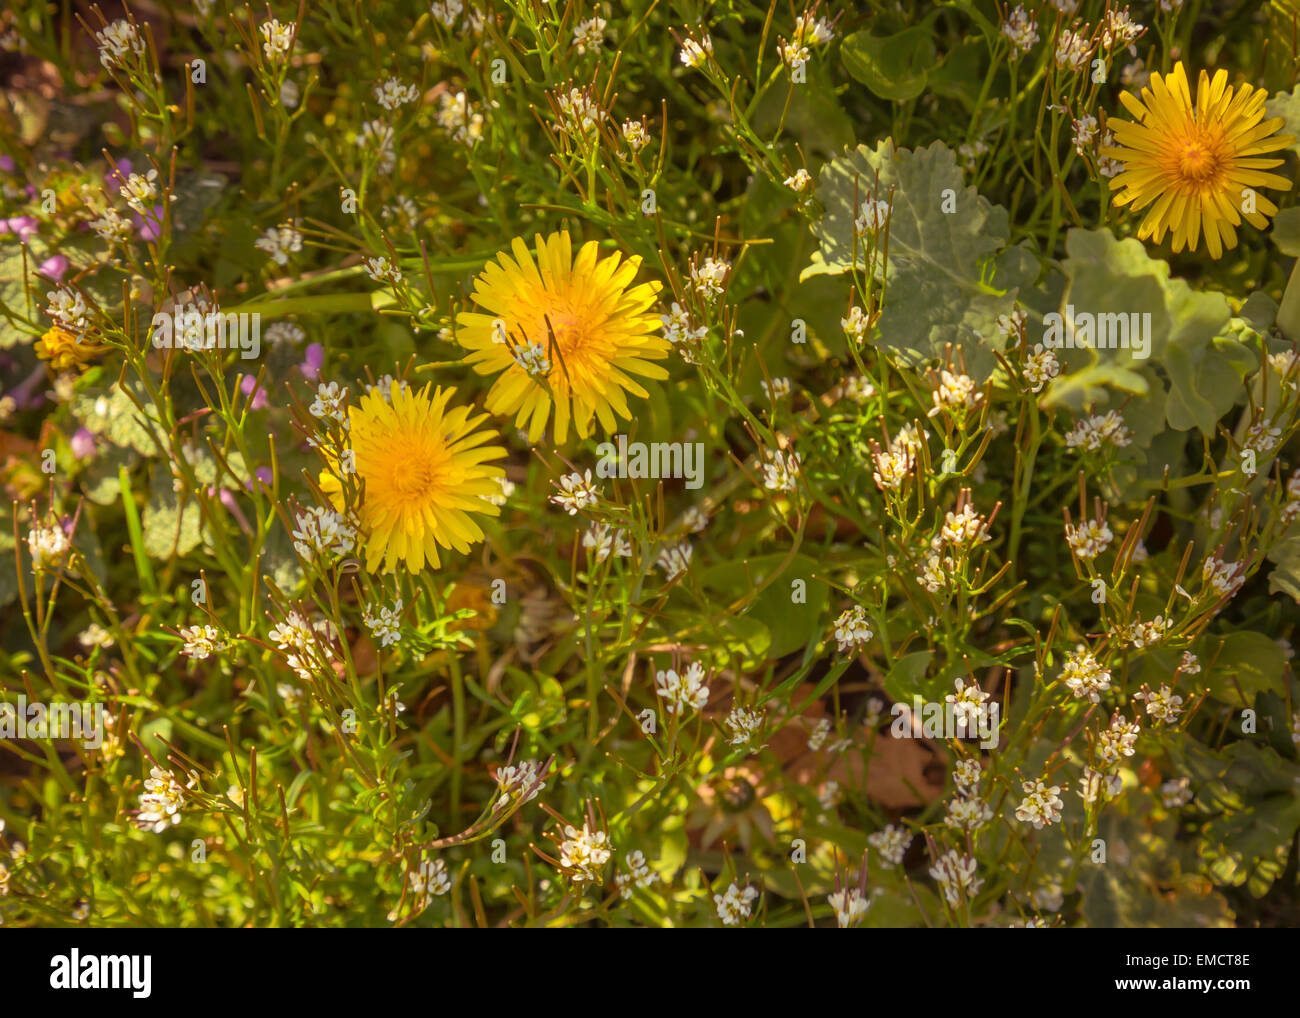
(841, 26, 935, 102)
(1203, 631, 1287, 704)
(141, 461, 204, 560)
(806, 140, 1025, 377)
(1272, 206, 1300, 256)
(71, 379, 164, 457)
(1047, 228, 1233, 436)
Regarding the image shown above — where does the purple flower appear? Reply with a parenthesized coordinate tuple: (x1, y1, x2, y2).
(301, 343, 324, 381)
(239, 374, 269, 410)
(71, 428, 98, 460)
(1, 216, 39, 242)
(245, 466, 274, 493)
(133, 207, 163, 242)
(38, 254, 69, 283)
(0, 154, 15, 173)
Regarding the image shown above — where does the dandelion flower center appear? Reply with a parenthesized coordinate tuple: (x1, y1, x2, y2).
(1174, 135, 1222, 184)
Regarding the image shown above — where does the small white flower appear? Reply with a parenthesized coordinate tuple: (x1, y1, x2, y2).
(656, 540, 693, 581)
(179, 624, 227, 660)
(550, 470, 599, 515)
(945, 795, 994, 830)
(1065, 514, 1114, 561)
(1095, 713, 1141, 768)
(1015, 779, 1065, 829)
(27, 521, 71, 573)
(714, 881, 759, 925)
(1000, 5, 1039, 54)
(435, 91, 485, 146)
(1023, 344, 1060, 392)
(1160, 777, 1192, 808)
(1060, 645, 1111, 703)
(88, 207, 132, 244)
(784, 168, 812, 192)
(1055, 29, 1091, 71)
(78, 622, 115, 650)
(929, 849, 982, 905)
(828, 886, 871, 928)
(945, 677, 989, 730)
(96, 19, 145, 68)
(572, 16, 607, 55)
(554, 86, 606, 140)
(724, 706, 765, 748)
(655, 662, 710, 715)
(761, 449, 800, 493)
(309, 381, 348, 422)
(690, 256, 730, 301)
(621, 119, 651, 153)
(135, 767, 187, 833)
(260, 19, 295, 61)
(374, 77, 419, 111)
(495, 760, 547, 809)
(679, 33, 714, 69)
(832, 606, 873, 653)
(854, 199, 892, 236)
(430, 0, 464, 28)
(807, 717, 832, 751)
(362, 598, 403, 646)
(357, 119, 397, 173)
(1134, 684, 1184, 724)
(363, 255, 402, 284)
(760, 376, 791, 401)
(867, 824, 912, 868)
(614, 850, 659, 898)
(558, 822, 611, 883)
(254, 222, 303, 266)
(408, 857, 451, 906)
(1100, 9, 1143, 50)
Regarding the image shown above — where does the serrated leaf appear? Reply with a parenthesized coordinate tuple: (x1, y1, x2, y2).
(71, 380, 164, 457)
(807, 140, 1025, 376)
(1047, 228, 1233, 435)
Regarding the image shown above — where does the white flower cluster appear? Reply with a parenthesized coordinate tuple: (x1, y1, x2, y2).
(1015, 778, 1065, 829)
(714, 881, 759, 925)
(1065, 514, 1113, 560)
(292, 506, 356, 562)
(1065, 409, 1132, 451)
(867, 823, 913, 868)
(582, 523, 632, 562)
(374, 77, 419, 111)
(1061, 645, 1111, 703)
(135, 767, 189, 833)
(724, 706, 764, 748)
(96, 19, 145, 68)
(762, 449, 800, 493)
(828, 887, 871, 928)
(550, 470, 599, 515)
(495, 759, 547, 810)
(929, 849, 982, 906)
(255, 222, 303, 266)
(678, 33, 713, 69)
(362, 598, 403, 646)
(179, 624, 227, 660)
(436, 91, 486, 146)
(657, 540, 692, 580)
(614, 850, 659, 899)
(559, 822, 611, 883)
(27, 520, 71, 573)
(1000, 5, 1039, 54)
(832, 605, 873, 653)
(655, 662, 710, 715)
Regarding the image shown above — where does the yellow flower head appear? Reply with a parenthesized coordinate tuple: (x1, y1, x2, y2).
(35, 326, 103, 372)
(1103, 62, 1295, 258)
(321, 383, 506, 573)
(455, 231, 669, 443)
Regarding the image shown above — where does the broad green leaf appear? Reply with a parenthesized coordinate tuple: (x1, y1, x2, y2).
(841, 26, 934, 102)
(806, 140, 1026, 376)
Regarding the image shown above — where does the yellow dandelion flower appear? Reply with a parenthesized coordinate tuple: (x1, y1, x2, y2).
(454, 231, 669, 443)
(1102, 62, 1295, 259)
(35, 327, 105, 372)
(320, 383, 506, 573)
